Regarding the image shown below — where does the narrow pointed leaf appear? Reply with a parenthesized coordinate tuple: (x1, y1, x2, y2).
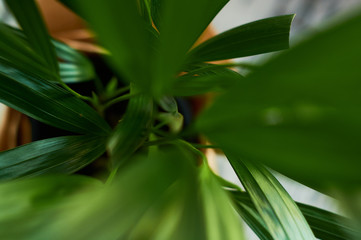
(234, 201, 273, 240)
(0, 23, 56, 81)
(62, 0, 155, 89)
(199, 164, 244, 240)
(225, 154, 315, 240)
(0, 66, 111, 135)
(186, 15, 294, 63)
(196, 10, 361, 190)
(5, 0, 59, 75)
(151, 0, 229, 96)
(231, 190, 358, 240)
(0, 135, 107, 181)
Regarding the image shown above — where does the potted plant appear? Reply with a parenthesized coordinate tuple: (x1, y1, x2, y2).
(0, 0, 360, 239)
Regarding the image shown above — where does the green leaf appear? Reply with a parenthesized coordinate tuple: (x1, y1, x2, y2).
(199, 164, 244, 240)
(0, 135, 107, 181)
(0, 23, 56, 81)
(186, 14, 294, 63)
(151, 0, 229, 96)
(107, 92, 154, 168)
(232, 190, 358, 240)
(196, 10, 361, 190)
(0, 175, 102, 239)
(5, 0, 59, 75)
(171, 65, 243, 96)
(234, 201, 273, 240)
(54, 40, 96, 83)
(225, 154, 315, 239)
(2, 24, 95, 84)
(63, 0, 155, 90)
(0, 65, 111, 136)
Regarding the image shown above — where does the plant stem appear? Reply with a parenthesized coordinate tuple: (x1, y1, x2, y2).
(102, 92, 138, 110)
(60, 81, 93, 102)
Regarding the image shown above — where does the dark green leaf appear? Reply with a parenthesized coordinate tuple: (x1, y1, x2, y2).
(107, 92, 154, 168)
(234, 201, 273, 240)
(0, 135, 107, 181)
(0, 23, 56, 81)
(5, 0, 59, 75)
(232, 190, 358, 240)
(0, 66, 111, 135)
(196, 10, 361, 190)
(225, 154, 315, 239)
(151, 0, 229, 96)
(186, 14, 294, 63)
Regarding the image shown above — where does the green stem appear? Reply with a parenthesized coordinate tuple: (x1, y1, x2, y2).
(102, 92, 138, 110)
(60, 81, 93, 102)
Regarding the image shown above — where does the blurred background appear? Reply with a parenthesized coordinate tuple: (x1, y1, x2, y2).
(1, 0, 361, 239)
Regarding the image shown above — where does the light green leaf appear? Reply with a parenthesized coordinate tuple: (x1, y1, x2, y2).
(0, 65, 111, 136)
(199, 164, 244, 240)
(5, 0, 59, 76)
(225, 154, 315, 240)
(232, 190, 358, 240)
(186, 14, 294, 63)
(0, 135, 107, 181)
(196, 10, 361, 190)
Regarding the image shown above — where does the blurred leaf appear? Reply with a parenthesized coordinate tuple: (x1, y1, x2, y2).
(5, 0, 59, 75)
(54, 40, 96, 83)
(186, 15, 294, 63)
(107, 93, 154, 168)
(232, 190, 358, 240)
(225, 154, 315, 239)
(0, 65, 111, 135)
(0, 144, 244, 239)
(199, 164, 244, 240)
(0, 135, 107, 181)
(151, 0, 229, 96)
(171, 66, 243, 96)
(63, 0, 155, 90)
(0, 175, 102, 239)
(196, 10, 361, 189)
(0, 23, 56, 81)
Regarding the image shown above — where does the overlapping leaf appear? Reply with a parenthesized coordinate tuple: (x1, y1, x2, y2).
(0, 135, 107, 181)
(151, 0, 229, 96)
(186, 15, 294, 64)
(0, 145, 243, 239)
(196, 10, 361, 190)
(231, 190, 358, 240)
(5, 0, 59, 75)
(0, 66, 111, 135)
(225, 154, 315, 239)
